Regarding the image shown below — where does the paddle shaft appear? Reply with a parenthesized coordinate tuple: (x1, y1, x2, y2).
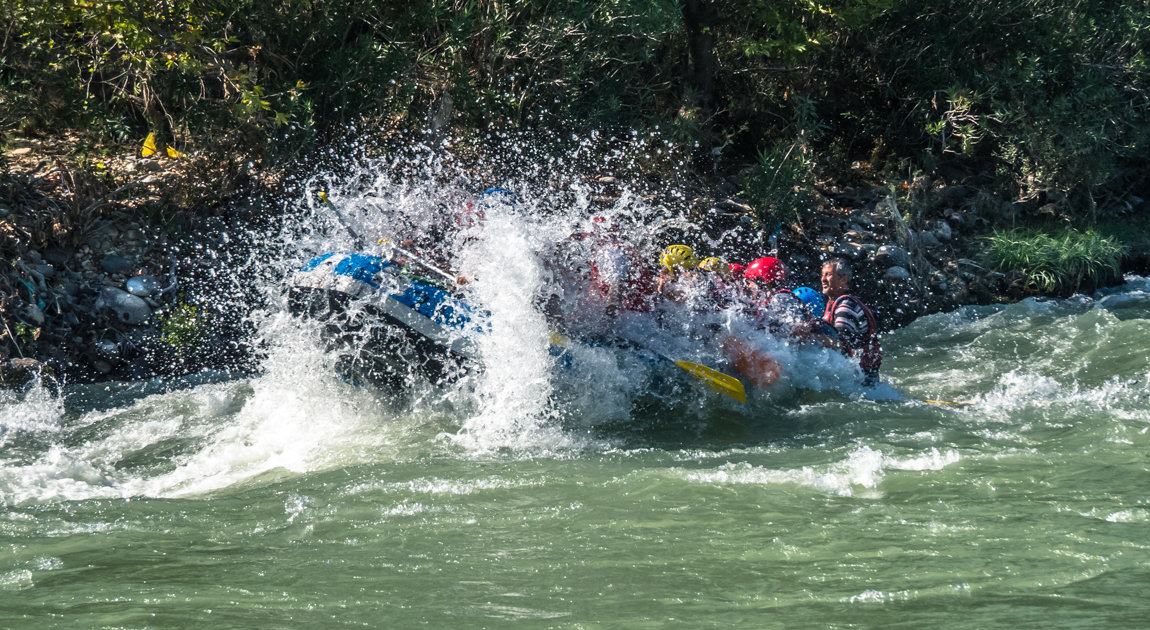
(378, 239, 458, 285)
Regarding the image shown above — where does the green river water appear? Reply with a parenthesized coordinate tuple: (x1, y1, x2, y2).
(3, 280, 1150, 628)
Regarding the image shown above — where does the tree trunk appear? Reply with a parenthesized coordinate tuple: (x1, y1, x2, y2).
(682, 0, 719, 114)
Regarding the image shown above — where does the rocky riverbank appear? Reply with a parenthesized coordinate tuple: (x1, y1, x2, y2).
(0, 142, 258, 387)
(0, 143, 1025, 388)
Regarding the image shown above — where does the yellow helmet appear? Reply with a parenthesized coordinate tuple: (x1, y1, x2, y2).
(659, 244, 698, 273)
(697, 256, 730, 277)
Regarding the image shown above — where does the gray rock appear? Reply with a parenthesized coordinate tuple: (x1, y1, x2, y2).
(131, 158, 163, 173)
(884, 266, 911, 281)
(95, 287, 151, 325)
(42, 248, 73, 266)
(1, 358, 44, 385)
(834, 242, 866, 260)
(125, 275, 162, 297)
(919, 230, 942, 248)
(100, 254, 133, 275)
(19, 304, 45, 327)
(876, 245, 911, 268)
(26, 250, 43, 264)
(56, 276, 80, 297)
(934, 220, 953, 241)
(32, 263, 55, 280)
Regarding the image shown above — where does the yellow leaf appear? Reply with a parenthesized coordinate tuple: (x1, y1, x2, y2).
(141, 132, 157, 157)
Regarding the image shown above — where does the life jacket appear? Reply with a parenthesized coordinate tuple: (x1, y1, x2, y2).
(589, 245, 656, 312)
(823, 294, 882, 372)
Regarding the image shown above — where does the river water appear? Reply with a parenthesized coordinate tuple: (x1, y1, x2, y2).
(3, 167, 1150, 627)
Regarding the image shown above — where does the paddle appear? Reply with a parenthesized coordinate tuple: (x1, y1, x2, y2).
(376, 238, 459, 288)
(669, 356, 748, 403)
(315, 190, 457, 290)
(598, 334, 748, 404)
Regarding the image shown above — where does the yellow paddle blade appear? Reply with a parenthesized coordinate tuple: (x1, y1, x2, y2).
(165, 144, 184, 158)
(318, 190, 330, 204)
(674, 360, 747, 403)
(141, 132, 158, 157)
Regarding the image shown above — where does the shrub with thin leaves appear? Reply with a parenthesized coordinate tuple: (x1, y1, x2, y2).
(984, 228, 1126, 295)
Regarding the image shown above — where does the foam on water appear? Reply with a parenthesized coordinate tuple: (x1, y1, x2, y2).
(676, 446, 847, 495)
(0, 319, 414, 504)
(0, 380, 64, 440)
(138, 322, 414, 497)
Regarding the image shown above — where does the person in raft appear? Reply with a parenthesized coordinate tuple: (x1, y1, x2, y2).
(718, 256, 789, 388)
(655, 244, 706, 306)
(820, 257, 882, 386)
(583, 217, 657, 319)
(696, 256, 739, 310)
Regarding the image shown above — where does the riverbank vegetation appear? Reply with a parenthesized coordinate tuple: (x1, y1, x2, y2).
(984, 228, 1127, 296)
(2, 0, 1147, 287)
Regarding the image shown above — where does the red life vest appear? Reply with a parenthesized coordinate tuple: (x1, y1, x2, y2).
(823, 294, 882, 372)
(589, 246, 656, 312)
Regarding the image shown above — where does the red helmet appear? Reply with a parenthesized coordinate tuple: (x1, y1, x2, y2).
(728, 263, 746, 276)
(743, 257, 786, 284)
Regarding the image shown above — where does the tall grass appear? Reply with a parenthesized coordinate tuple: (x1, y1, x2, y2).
(984, 228, 1126, 295)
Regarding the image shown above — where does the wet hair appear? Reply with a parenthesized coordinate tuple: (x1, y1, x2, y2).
(822, 257, 853, 280)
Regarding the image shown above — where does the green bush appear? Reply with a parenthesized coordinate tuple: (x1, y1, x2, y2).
(984, 227, 1126, 295)
(817, 0, 1148, 218)
(1, 0, 1145, 230)
(740, 140, 819, 229)
(159, 303, 209, 351)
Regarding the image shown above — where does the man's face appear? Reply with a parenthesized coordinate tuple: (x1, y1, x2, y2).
(821, 265, 849, 298)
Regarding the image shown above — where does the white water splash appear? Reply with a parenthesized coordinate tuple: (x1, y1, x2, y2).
(0, 380, 64, 441)
(677, 445, 888, 496)
(446, 205, 569, 451)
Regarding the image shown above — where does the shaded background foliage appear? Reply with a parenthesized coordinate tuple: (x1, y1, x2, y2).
(2, 0, 1147, 225)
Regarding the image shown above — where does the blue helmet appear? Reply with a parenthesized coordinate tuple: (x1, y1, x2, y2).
(478, 187, 516, 204)
(792, 286, 825, 315)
